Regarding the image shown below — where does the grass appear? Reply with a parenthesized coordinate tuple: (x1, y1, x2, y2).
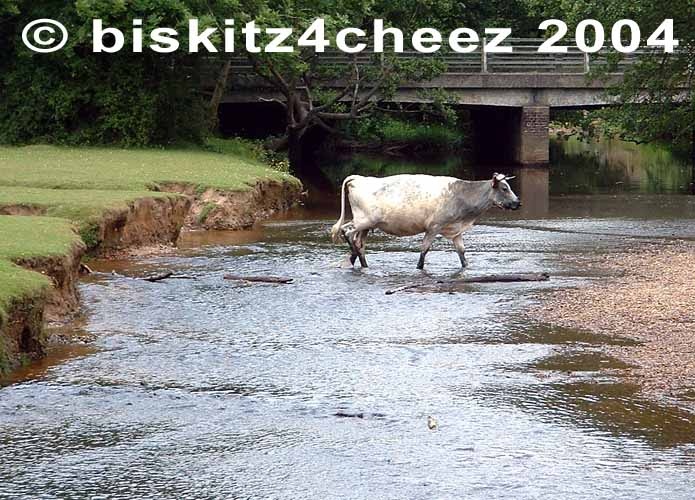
(0, 140, 301, 246)
(0, 143, 300, 192)
(0, 140, 300, 241)
(0, 215, 82, 261)
(197, 202, 217, 225)
(0, 216, 81, 327)
(0, 186, 185, 247)
(0, 185, 179, 222)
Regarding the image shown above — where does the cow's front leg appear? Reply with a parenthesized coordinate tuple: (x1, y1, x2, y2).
(417, 232, 437, 270)
(453, 234, 467, 268)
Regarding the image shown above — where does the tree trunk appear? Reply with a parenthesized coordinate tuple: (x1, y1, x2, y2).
(287, 126, 305, 170)
(209, 59, 232, 132)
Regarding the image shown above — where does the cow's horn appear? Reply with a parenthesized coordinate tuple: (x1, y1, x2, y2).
(505, 175, 516, 180)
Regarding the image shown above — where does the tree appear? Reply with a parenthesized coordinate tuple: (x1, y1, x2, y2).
(0, 0, 209, 145)
(525, 0, 695, 149)
(202, 0, 454, 167)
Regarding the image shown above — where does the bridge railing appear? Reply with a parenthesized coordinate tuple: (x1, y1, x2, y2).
(211, 38, 652, 80)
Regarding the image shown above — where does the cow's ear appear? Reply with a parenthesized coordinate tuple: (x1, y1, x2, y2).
(492, 173, 501, 189)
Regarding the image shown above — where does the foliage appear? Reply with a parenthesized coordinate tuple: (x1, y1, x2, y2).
(0, 0, 208, 145)
(0, 0, 540, 151)
(527, 0, 695, 150)
(349, 116, 462, 151)
(205, 137, 291, 173)
(214, 0, 466, 164)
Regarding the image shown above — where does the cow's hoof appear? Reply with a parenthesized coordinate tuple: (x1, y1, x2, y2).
(340, 256, 355, 268)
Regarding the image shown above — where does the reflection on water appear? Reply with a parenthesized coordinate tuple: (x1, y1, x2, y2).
(318, 155, 474, 189)
(515, 167, 549, 219)
(314, 137, 692, 220)
(550, 137, 692, 194)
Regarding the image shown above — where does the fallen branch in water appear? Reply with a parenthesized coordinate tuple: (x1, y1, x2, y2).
(223, 274, 294, 284)
(143, 272, 173, 282)
(141, 272, 197, 282)
(79, 263, 93, 275)
(385, 273, 550, 295)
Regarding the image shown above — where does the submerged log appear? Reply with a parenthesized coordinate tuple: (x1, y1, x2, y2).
(108, 270, 194, 281)
(141, 272, 196, 282)
(385, 272, 550, 295)
(223, 274, 294, 284)
(143, 272, 174, 282)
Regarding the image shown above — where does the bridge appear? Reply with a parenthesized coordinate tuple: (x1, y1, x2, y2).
(210, 38, 646, 165)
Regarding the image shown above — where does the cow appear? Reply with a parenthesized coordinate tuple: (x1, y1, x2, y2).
(330, 173, 521, 269)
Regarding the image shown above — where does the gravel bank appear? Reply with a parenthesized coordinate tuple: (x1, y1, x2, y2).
(533, 242, 695, 404)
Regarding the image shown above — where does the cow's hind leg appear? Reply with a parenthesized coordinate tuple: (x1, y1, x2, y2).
(452, 234, 468, 268)
(417, 232, 437, 270)
(344, 211, 373, 268)
(341, 223, 359, 266)
(353, 229, 369, 268)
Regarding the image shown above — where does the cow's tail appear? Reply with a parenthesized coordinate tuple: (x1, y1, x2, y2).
(330, 175, 357, 243)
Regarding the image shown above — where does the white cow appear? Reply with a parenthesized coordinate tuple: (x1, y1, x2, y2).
(330, 173, 521, 269)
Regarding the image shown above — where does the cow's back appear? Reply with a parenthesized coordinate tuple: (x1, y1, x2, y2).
(348, 174, 460, 236)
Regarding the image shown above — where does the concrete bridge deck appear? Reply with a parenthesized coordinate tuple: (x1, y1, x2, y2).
(208, 39, 650, 165)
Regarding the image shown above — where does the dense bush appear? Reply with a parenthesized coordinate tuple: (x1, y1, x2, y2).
(349, 116, 463, 153)
(205, 137, 291, 173)
(0, 1, 209, 146)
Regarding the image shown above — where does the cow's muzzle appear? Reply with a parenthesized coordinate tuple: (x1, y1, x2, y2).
(505, 200, 522, 210)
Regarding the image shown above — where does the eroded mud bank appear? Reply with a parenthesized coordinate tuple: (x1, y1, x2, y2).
(0, 179, 303, 374)
(160, 179, 303, 231)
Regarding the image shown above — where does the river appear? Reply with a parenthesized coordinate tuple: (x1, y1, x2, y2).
(1, 138, 695, 499)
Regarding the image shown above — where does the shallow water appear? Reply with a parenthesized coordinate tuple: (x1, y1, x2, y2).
(2, 194, 695, 499)
(3, 134, 695, 498)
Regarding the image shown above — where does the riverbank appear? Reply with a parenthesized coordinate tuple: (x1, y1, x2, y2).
(532, 241, 695, 406)
(0, 141, 302, 374)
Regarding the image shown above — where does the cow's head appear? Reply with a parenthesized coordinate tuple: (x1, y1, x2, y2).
(491, 173, 521, 210)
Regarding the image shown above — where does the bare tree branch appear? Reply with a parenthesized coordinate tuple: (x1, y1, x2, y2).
(259, 97, 287, 109)
(247, 53, 290, 97)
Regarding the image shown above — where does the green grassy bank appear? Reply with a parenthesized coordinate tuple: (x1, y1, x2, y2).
(0, 216, 83, 372)
(0, 216, 80, 321)
(0, 140, 301, 373)
(0, 139, 299, 234)
(0, 142, 296, 191)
